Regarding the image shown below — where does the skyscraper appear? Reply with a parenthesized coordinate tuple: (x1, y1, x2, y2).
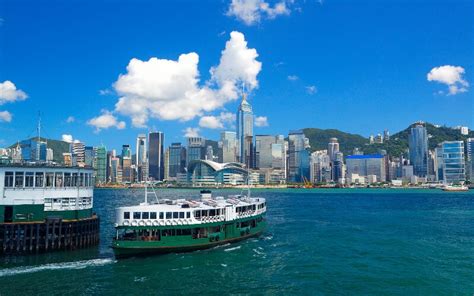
(121, 144, 132, 183)
(219, 131, 237, 163)
(168, 143, 186, 179)
(236, 93, 254, 167)
(288, 130, 311, 182)
(441, 141, 465, 184)
(148, 132, 165, 181)
(328, 138, 340, 162)
(186, 136, 206, 166)
(408, 123, 429, 177)
(94, 145, 107, 184)
(135, 134, 148, 182)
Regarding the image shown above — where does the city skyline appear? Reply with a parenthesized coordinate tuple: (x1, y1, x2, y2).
(0, 0, 473, 150)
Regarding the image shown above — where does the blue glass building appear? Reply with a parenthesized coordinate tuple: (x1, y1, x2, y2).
(408, 124, 429, 177)
(288, 130, 310, 183)
(441, 141, 465, 184)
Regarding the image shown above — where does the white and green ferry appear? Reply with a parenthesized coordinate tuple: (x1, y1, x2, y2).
(0, 163, 99, 254)
(112, 189, 266, 258)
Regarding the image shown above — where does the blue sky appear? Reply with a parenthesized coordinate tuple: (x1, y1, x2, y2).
(0, 0, 472, 150)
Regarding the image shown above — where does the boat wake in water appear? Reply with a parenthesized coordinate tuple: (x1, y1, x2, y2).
(0, 258, 115, 277)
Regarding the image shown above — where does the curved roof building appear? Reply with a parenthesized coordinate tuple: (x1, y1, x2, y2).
(187, 160, 248, 186)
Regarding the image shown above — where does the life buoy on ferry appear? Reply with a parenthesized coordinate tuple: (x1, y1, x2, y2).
(220, 215, 225, 220)
(166, 220, 171, 226)
(123, 220, 130, 226)
(131, 220, 138, 226)
(139, 220, 145, 226)
(178, 219, 183, 225)
(152, 220, 159, 226)
(146, 220, 152, 226)
(159, 221, 165, 226)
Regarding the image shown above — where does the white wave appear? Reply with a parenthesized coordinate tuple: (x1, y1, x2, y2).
(221, 263, 228, 267)
(224, 246, 241, 252)
(0, 258, 115, 277)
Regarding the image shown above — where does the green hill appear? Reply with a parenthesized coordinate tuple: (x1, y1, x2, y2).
(354, 123, 473, 156)
(303, 123, 473, 157)
(10, 137, 70, 163)
(302, 128, 368, 155)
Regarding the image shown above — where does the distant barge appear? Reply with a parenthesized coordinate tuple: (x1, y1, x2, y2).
(0, 164, 99, 254)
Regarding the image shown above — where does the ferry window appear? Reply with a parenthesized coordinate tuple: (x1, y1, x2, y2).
(46, 173, 54, 187)
(166, 212, 172, 219)
(142, 212, 149, 219)
(79, 173, 84, 187)
(210, 209, 216, 216)
(159, 212, 164, 219)
(186, 212, 190, 219)
(64, 173, 71, 187)
(72, 173, 78, 187)
(179, 212, 184, 219)
(4, 172, 13, 187)
(55, 172, 63, 188)
(35, 172, 44, 187)
(173, 212, 179, 219)
(195, 211, 201, 219)
(150, 212, 157, 219)
(133, 212, 141, 219)
(25, 172, 34, 187)
(123, 212, 130, 219)
(252, 205, 256, 211)
(202, 210, 208, 217)
(15, 172, 24, 188)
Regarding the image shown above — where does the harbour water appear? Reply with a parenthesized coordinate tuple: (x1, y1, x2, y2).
(0, 189, 473, 295)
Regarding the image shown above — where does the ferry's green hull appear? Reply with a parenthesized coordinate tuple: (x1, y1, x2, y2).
(112, 215, 266, 258)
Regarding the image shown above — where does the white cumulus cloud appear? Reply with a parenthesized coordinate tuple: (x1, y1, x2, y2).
(0, 80, 28, 105)
(183, 127, 200, 138)
(104, 31, 260, 128)
(61, 134, 73, 143)
(227, 0, 290, 25)
(87, 110, 126, 132)
(0, 111, 12, 122)
(199, 112, 236, 129)
(255, 116, 269, 127)
(427, 65, 469, 95)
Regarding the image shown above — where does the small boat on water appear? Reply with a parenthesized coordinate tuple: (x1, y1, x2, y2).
(112, 186, 267, 258)
(442, 185, 469, 192)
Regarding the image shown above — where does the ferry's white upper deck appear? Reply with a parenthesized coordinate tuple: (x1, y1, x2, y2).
(0, 164, 94, 210)
(115, 191, 266, 227)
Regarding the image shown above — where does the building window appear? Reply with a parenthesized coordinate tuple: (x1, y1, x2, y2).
(35, 172, 44, 187)
(4, 172, 13, 187)
(123, 212, 130, 219)
(15, 172, 24, 188)
(25, 172, 34, 187)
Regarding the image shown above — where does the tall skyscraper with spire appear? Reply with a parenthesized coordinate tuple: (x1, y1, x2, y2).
(236, 92, 254, 167)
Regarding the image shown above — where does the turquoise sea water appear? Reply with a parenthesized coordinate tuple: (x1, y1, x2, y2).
(0, 189, 473, 295)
